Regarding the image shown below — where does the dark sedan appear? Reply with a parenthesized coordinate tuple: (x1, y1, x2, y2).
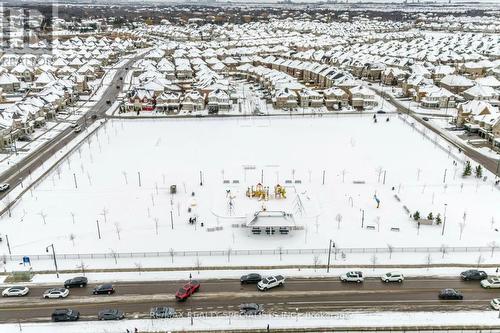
(64, 276, 88, 288)
(51, 309, 79, 322)
(240, 273, 262, 284)
(239, 303, 264, 315)
(438, 289, 463, 300)
(98, 309, 124, 320)
(92, 284, 115, 295)
(150, 307, 176, 319)
(460, 269, 487, 281)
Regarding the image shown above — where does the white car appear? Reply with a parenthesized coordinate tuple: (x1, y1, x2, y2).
(43, 288, 69, 299)
(381, 272, 404, 283)
(340, 271, 364, 283)
(481, 277, 500, 289)
(0, 183, 10, 192)
(257, 275, 285, 291)
(73, 126, 82, 133)
(70, 122, 78, 128)
(2, 286, 29, 297)
(491, 298, 500, 310)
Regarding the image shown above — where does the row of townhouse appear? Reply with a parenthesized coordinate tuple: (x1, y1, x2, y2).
(0, 78, 78, 149)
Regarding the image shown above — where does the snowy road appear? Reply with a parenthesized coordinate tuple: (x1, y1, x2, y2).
(0, 277, 496, 323)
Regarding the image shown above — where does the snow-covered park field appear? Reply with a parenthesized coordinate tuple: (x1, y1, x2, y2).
(1, 114, 499, 266)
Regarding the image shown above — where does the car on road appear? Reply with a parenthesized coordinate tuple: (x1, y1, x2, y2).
(0, 183, 10, 192)
(381, 272, 404, 283)
(376, 110, 386, 114)
(491, 298, 500, 310)
(481, 277, 500, 289)
(18, 135, 32, 141)
(73, 126, 82, 133)
(422, 117, 429, 121)
(92, 284, 115, 295)
(43, 288, 69, 299)
(460, 269, 487, 281)
(106, 100, 111, 104)
(69, 122, 78, 128)
(150, 306, 176, 319)
(257, 275, 285, 291)
(64, 276, 88, 288)
(2, 286, 29, 297)
(175, 280, 200, 301)
(239, 303, 264, 315)
(98, 309, 125, 320)
(240, 273, 262, 284)
(116, 85, 120, 89)
(340, 271, 364, 283)
(51, 309, 80, 322)
(438, 288, 463, 300)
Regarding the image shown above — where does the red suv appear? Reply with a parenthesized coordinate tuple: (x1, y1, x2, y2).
(175, 280, 200, 301)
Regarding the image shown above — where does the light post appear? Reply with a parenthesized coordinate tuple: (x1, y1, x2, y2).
(441, 203, 448, 236)
(45, 244, 59, 278)
(326, 240, 335, 273)
(361, 209, 365, 228)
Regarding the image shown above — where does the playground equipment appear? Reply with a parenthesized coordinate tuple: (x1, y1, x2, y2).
(246, 183, 287, 201)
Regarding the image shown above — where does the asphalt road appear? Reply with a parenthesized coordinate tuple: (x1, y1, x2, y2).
(0, 277, 497, 323)
(0, 55, 139, 202)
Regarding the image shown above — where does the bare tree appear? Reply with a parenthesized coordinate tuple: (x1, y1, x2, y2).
(4, 195, 12, 218)
(109, 249, 118, 265)
(313, 255, 320, 271)
(122, 171, 128, 185)
(315, 219, 319, 234)
(375, 216, 381, 232)
(70, 212, 76, 224)
(459, 222, 466, 240)
(101, 208, 108, 223)
(69, 233, 76, 246)
(335, 214, 343, 230)
(114, 223, 121, 240)
(376, 166, 384, 183)
(387, 244, 394, 259)
(227, 247, 232, 263)
(488, 241, 498, 258)
(425, 253, 432, 271)
(476, 254, 484, 268)
(278, 246, 283, 261)
(154, 217, 159, 236)
(134, 262, 143, 275)
(370, 254, 378, 271)
(440, 244, 448, 259)
(341, 169, 347, 183)
(169, 248, 175, 264)
(76, 261, 87, 276)
(38, 211, 47, 225)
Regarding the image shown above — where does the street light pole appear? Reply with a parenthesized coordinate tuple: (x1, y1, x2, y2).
(361, 209, 365, 228)
(45, 244, 59, 278)
(326, 239, 332, 273)
(441, 203, 448, 236)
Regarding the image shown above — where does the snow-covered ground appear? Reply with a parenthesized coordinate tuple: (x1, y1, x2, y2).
(0, 115, 498, 270)
(2, 310, 500, 333)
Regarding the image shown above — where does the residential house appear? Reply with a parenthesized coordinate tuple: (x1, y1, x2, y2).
(324, 87, 349, 110)
(439, 74, 474, 94)
(273, 88, 298, 109)
(298, 88, 323, 108)
(348, 86, 377, 110)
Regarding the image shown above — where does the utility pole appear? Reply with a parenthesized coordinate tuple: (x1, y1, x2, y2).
(326, 239, 333, 273)
(170, 210, 174, 230)
(96, 220, 101, 239)
(443, 168, 447, 183)
(199, 171, 203, 186)
(5, 234, 11, 255)
(45, 244, 59, 278)
(361, 209, 365, 228)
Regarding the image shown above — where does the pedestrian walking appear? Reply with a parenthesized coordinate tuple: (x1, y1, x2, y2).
(267, 324, 270, 332)
(134, 328, 138, 333)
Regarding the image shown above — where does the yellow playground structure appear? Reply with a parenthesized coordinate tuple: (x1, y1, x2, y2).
(246, 183, 286, 201)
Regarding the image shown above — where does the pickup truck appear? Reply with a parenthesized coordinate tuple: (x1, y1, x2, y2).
(257, 275, 285, 291)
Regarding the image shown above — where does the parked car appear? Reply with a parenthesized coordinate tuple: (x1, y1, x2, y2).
(257, 275, 285, 291)
(0, 183, 10, 192)
(175, 280, 200, 301)
(438, 288, 463, 300)
(460, 270, 487, 281)
(2, 286, 29, 297)
(98, 309, 124, 320)
(18, 135, 32, 142)
(481, 277, 500, 289)
(491, 298, 500, 310)
(340, 271, 364, 283)
(43, 288, 69, 299)
(64, 276, 88, 288)
(93, 284, 115, 295)
(422, 117, 429, 121)
(150, 306, 176, 319)
(240, 273, 262, 284)
(381, 272, 404, 283)
(73, 126, 82, 133)
(239, 303, 264, 315)
(52, 309, 79, 322)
